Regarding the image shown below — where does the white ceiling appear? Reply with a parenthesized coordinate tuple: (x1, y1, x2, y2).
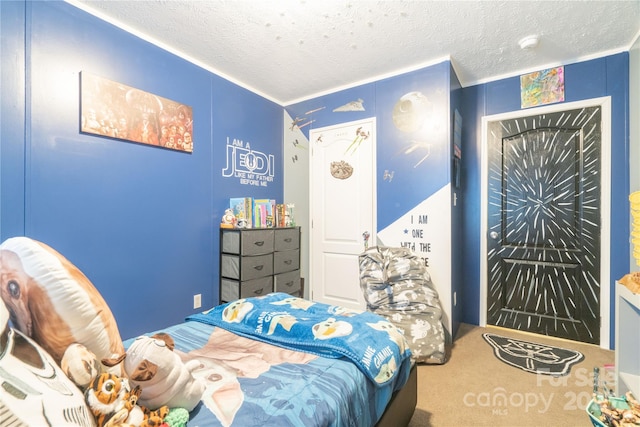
(68, 0, 640, 105)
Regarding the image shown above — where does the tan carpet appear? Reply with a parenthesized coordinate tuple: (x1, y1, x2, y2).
(407, 323, 615, 427)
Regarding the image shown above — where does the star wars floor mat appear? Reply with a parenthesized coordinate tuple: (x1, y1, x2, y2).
(483, 333, 584, 376)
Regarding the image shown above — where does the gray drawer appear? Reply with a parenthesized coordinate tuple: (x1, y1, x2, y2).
(274, 270, 301, 294)
(221, 253, 273, 281)
(221, 276, 273, 302)
(274, 249, 300, 274)
(274, 228, 299, 251)
(222, 229, 274, 255)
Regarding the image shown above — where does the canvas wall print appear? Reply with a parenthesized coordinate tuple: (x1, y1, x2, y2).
(80, 72, 193, 153)
(520, 66, 565, 109)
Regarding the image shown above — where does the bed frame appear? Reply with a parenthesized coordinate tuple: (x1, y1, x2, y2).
(376, 364, 417, 427)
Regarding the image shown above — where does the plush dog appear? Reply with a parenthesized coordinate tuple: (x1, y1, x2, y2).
(115, 333, 205, 411)
(0, 237, 124, 375)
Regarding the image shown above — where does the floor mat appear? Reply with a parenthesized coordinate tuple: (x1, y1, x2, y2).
(482, 332, 584, 376)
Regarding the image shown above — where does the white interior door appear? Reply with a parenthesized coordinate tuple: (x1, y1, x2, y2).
(309, 118, 376, 310)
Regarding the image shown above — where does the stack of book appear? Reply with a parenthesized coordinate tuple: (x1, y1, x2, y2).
(228, 197, 292, 228)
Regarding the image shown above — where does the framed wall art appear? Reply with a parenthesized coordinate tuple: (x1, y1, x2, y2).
(520, 66, 565, 109)
(80, 72, 193, 153)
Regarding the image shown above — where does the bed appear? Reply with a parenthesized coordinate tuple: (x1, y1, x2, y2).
(0, 237, 417, 427)
(124, 308, 416, 427)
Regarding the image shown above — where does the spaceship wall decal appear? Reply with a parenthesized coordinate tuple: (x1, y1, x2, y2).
(333, 98, 365, 112)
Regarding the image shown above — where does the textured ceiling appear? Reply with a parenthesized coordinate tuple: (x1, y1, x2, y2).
(68, 0, 640, 105)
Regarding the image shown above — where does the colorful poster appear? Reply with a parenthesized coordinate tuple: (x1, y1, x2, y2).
(520, 66, 565, 108)
(80, 72, 193, 152)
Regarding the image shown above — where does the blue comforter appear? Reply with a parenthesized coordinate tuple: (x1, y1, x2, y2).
(187, 293, 411, 387)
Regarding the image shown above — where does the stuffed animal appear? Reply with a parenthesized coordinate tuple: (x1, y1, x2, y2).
(221, 208, 237, 228)
(0, 300, 96, 427)
(119, 333, 205, 411)
(85, 372, 169, 427)
(61, 342, 101, 390)
(164, 408, 189, 427)
(0, 237, 125, 376)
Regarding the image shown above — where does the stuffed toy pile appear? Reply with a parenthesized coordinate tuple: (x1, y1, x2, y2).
(56, 328, 202, 427)
(0, 236, 202, 426)
(55, 331, 198, 427)
(84, 371, 169, 427)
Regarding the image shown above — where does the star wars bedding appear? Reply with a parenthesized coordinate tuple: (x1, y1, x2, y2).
(187, 292, 412, 387)
(126, 308, 413, 427)
(359, 246, 446, 364)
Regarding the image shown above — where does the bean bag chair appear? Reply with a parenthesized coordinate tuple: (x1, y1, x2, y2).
(359, 246, 446, 364)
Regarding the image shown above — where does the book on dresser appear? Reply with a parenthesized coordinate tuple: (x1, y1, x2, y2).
(229, 197, 253, 228)
(252, 199, 276, 228)
(219, 227, 301, 303)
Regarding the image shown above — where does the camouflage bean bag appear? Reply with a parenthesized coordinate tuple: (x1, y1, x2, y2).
(359, 246, 446, 364)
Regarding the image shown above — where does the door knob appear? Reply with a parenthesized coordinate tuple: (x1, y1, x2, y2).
(489, 231, 499, 240)
(363, 231, 370, 250)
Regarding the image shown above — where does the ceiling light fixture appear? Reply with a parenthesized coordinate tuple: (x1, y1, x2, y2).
(519, 35, 540, 50)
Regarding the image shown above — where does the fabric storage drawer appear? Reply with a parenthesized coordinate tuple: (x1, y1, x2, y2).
(222, 229, 274, 255)
(221, 253, 273, 281)
(274, 270, 301, 294)
(274, 249, 300, 274)
(221, 276, 273, 302)
(274, 228, 299, 251)
(219, 227, 301, 304)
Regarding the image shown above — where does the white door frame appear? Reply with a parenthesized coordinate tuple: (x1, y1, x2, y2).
(479, 97, 612, 349)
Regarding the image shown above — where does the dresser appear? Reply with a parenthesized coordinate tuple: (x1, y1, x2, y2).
(220, 227, 301, 303)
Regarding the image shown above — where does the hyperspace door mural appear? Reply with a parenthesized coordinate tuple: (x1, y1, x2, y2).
(486, 106, 602, 344)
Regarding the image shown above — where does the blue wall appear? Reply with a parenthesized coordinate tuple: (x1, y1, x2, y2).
(1, 2, 630, 348)
(0, 1, 283, 339)
(0, 1, 26, 237)
(285, 62, 451, 230)
(459, 54, 630, 348)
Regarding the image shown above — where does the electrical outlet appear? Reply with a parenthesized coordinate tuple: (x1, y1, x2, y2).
(193, 294, 202, 309)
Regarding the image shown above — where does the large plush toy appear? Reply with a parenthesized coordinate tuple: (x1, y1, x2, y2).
(84, 372, 169, 427)
(0, 237, 125, 375)
(0, 300, 96, 426)
(115, 333, 205, 412)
